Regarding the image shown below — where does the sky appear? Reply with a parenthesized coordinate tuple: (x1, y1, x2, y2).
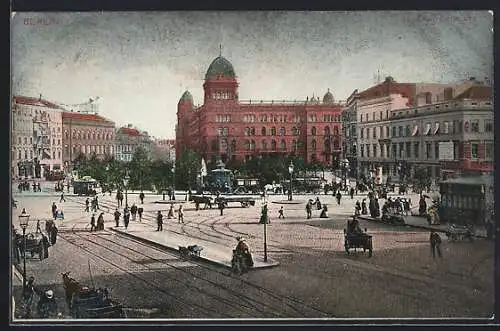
(11, 11, 493, 139)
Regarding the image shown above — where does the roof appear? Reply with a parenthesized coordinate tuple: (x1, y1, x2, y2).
(454, 85, 492, 100)
(440, 174, 493, 186)
(205, 56, 236, 80)
(62, 112, 114, 124)
(13, 95, 62, 109)
(118, 127, 140, 137)
(179, 90, 193, 104)
(356, 77, 415, 106)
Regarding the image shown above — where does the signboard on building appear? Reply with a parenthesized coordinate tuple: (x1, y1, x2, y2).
(439, 141, 455, 161)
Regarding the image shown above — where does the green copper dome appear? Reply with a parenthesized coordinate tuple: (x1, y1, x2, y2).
(179, 90, 193, 104)
(323, 89, 334, 104)
(205, 56, 236, 79)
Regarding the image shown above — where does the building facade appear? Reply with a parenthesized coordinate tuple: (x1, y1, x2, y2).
(12, 95, 64, 179)
(355, 76, 487, 181)
(114, 124, 153, 162)
(341, 90, 359, 178)
(176, 55, 344, 167)
(151, 138, 176, 162)
(62, 112, 116, 168)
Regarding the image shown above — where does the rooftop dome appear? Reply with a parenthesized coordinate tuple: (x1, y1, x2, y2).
(323, 89, 334, 104)
(179, 90, 193, 104)
(205, 56, 236, 80)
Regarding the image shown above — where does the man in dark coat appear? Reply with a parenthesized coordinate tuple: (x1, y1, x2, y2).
(139, 192, 145, 204)
(137, 206, 144, 222)
(156, 211, 163, 231)
(430, 231, 442, 259)
(90, 214, 96, 232)
(114, 209, 121, 227)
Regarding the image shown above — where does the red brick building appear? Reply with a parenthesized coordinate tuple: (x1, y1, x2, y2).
(176, 55, 344, 167)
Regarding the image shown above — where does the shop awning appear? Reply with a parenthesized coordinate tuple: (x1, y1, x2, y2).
(424, 123, 431, 135)
(433, 123, 440, 135)
(412, 125, 419, 136)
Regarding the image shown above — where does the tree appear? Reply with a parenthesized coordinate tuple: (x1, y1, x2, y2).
(128, 147, 151, 190)
(150, 160, 172, 196)
(176, 150, 201, 190)
(412, 167, 431, 194)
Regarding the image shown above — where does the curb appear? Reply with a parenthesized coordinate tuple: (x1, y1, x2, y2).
(357, 216, 487, 238)
(108, 227, 279, 270)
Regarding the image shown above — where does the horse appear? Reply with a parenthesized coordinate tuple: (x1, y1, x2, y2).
(61, 272, 81, 309)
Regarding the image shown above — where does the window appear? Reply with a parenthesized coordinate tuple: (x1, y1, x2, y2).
(398, 126, 403, 137)
(53, 151, 56, 159)
(261, 127, 266, 135)
(405, 125, 411, 137)
(392, 143, 397, 158)
(360, 128, 364, 139)
(392, 126, 396, 137)
(360, 145, 364, 158)
(366, 128, 370, 138)
(280, 140, 286, 151)
(372, 113, 375, 121)
(464, 121, 469, 132)
(271, 127, 276, 136)
(244, 140, 250, 151)
(366, 144, 370, 158)
(311, 127, 317, 136)
(443, 122, 449, 134)
(379, 111, 383, 120)
(385, 126, 389, 138)
(271, 140, 276, 151)
(373, 144, 377, 157)
(485, 120, 493, 132)
(372, 127, 377, 139)
(406, 142, 411, 158)
(414, 142, 419, 159)
(324, 126, 330, 136)
(250, 140, 256, 151)
(471, 142, 479, 159)
(426, 143, 432, 159)
(485, 141, 493, 159)
(333, 126, 339, 135)
(425, 92, 432, 104)
(471, 120, 479, 133)
(399, 143, 404, 158)
(280, 127, 286, 136)
(24, 137, 27, 145)
(434, 142, 439, 160)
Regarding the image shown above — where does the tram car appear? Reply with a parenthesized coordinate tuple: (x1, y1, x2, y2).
(73, 178, 98, 196)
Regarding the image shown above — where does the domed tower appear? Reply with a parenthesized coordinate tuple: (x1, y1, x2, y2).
(203, 54, 239, 105)
(323, 89, 334, 104)
(176, 90, 194, 157)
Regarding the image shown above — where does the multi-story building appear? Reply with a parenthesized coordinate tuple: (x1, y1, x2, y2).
(12, 95, 64, 179)
(151, 138, 176, 162)
(388, 85, 493, 182)
(355, 76, 486, 181)
(62, 112, 116, 168)
(114, 124, 153, 162)
(341, 90, 360, 178)
(176, 55, 344, 167)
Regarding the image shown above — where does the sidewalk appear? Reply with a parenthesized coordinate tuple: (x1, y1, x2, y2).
(109, 222, 279, 270)
(357, 214, 488, 238)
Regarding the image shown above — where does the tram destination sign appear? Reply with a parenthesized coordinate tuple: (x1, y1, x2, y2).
(439, 141, 455, 161)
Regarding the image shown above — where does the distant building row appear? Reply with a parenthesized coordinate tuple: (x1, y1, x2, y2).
(11, 95, 174, 179)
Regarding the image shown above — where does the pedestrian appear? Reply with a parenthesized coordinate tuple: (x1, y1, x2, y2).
(90, 214, 96, 232)
(139, 192, 145, 204)
(278, 206, 285, 219)
(430, 231, 442, 259)
(51, 202, 57, 220)
(355, 200, 361, 216)
(113, 208, 121, 227)
(336, 191, 342, 205)
(218, 200, 225, 216)
(23, 276, 36, 318)
(178, 205, 184, 224)
(130, 203, 138, 221)
(350, 187, 354, 199)
(85, 198, 90, 212)
(97, 212, 105, 231)
(37, 182, 41, 192)
(260, 203, 269, 224)
(156, 211, 163, 231)
(167, 204, 174, 219)
(306, 201, 312, 219)
(361, 199, 367, 215)
(123, 205, 130, 229)
(60, 192, 66, 203)
(137, 206, 143, 222)
(94, 196, 100, 210)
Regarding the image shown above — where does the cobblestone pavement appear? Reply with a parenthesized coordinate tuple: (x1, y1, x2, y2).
(11, 183, 495, 319)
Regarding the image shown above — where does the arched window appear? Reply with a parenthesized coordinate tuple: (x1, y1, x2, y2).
(324, 126, 330, 136)
(87, 132, 91, 140)
(261, 127, 266, 136)
(280, 127, 286, 136)
(244, 140, 250, 151)
(271, 140, 276, 151)
(97, 133, 101, 140)
(280, 140, 286, 151)
(271, 127, 277, 136)
(311, 127, 316, 136)
(251, 127, 255, 136)
(72, 130, 77, 139)
(312, 139, 317, 150)
(250, 140, 256, 151)
(324, 139, 331, 151)
(261, 140, 267, 150)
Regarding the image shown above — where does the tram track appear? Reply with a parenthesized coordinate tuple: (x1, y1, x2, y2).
(63, 196, 333, 318)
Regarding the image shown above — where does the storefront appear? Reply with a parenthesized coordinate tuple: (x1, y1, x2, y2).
(439, 174, 493, 225)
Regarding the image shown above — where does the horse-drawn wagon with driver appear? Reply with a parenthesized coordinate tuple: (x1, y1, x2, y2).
(343, 218, 373, 257)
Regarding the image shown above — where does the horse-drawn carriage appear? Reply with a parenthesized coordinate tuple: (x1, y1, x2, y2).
(61, 271, 126, 319)
(13, 229, 50, 261)
(343, 219, 373, 257)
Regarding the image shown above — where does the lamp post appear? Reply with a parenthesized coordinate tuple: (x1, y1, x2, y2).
(342, 159, 350, 191)
(105, 165, 110, 195)
(123, 171, 130, 207)
(262, 194, 268, 262)
(171, 164, 176, 201)
(288, 161, 294, 201)
(19, 213, 30, 290)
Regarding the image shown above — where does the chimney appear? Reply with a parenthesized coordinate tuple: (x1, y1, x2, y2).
(39, 94, 42, 101)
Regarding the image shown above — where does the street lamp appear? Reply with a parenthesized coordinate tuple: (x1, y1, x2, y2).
(342, 159, 350, 190)
(262, 195, 268, 262)
(123, 170, 130, 207)
(18, 213, 30, 290)
(288, 161, 294, 201)
(171, 164, 176, 201)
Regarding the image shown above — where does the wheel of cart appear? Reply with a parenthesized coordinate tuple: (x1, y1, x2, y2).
(343, 220, 373, 257)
